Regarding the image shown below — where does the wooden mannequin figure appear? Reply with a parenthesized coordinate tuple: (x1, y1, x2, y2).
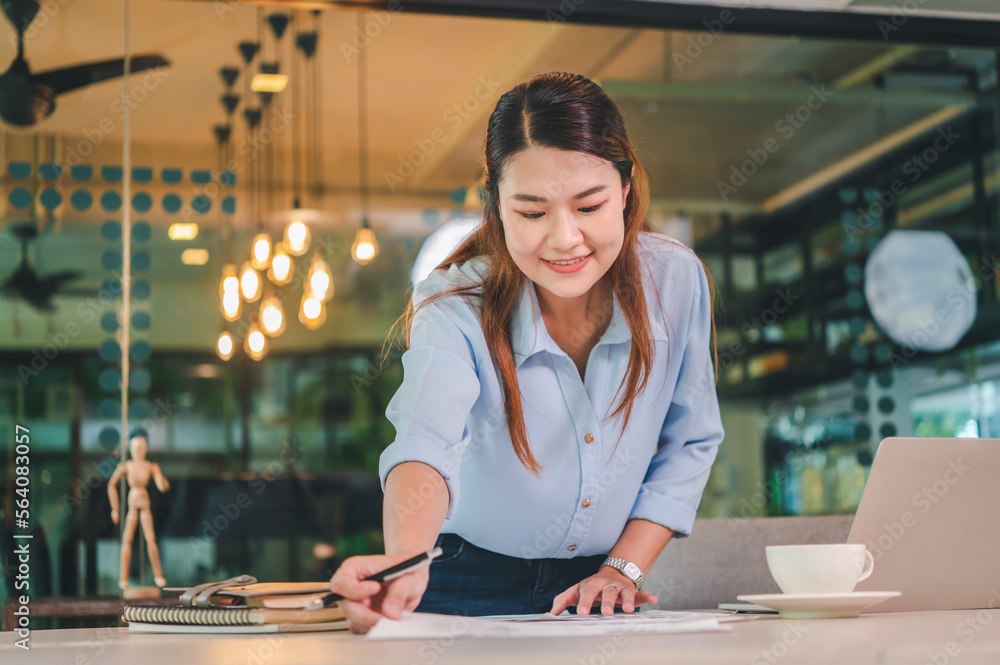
(108, 430, 170, 593)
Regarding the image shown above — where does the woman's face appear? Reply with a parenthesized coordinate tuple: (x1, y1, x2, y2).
(498, 147, 629, 307)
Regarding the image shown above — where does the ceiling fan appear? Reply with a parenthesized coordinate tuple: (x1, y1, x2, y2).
(1, 224, 82, 311)
(0, 0, 171, 127)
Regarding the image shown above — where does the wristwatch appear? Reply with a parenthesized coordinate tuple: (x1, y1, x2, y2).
(601, 556, 644, 590)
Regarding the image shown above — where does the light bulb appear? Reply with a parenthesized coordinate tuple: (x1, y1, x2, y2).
(216, 331, 235, 360)
(308, 254, 334, 302)
(239, 261, 261, 302)
(220, 263, 240, 295)
(244, 322, 268, 360)
(220, 263, 242, 320)
(351, 227, 379, 265)
(221, 290, 241, 321)
(251, 233, 273, 270)
(260, 294, 286, 336)
(299, 293, 326, 330)
(268, 247, 292, 285)
(283, 219, 311, 256)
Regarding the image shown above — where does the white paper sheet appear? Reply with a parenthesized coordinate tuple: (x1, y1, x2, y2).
(366, 610, 730, 640)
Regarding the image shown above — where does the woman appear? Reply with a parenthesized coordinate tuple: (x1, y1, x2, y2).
(330, 71, 723, 632)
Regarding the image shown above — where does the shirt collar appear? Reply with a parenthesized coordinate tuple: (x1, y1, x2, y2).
(511, 279, 552, 367)
(511, 279, 649, 367)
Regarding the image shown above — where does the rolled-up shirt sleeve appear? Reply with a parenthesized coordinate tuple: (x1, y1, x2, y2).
(628, 260, 724, 536)
(379, 293, 482, 519)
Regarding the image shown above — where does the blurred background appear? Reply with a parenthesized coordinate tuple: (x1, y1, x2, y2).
(2, 0, 1000, 620)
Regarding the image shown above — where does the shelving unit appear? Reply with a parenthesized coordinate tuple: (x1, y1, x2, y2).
(698, 102, 1000, 402)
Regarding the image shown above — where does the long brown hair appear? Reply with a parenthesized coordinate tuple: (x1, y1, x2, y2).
(399, 72, 655, 476)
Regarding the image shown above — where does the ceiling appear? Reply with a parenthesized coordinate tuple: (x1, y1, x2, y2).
(0, 0, 995, 216)
(0, 0, 997, 341)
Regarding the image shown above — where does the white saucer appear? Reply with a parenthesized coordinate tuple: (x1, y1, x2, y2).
(736, 591, 902, 619)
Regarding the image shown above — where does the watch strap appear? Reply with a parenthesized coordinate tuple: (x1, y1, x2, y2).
(601, 556, 644, 590)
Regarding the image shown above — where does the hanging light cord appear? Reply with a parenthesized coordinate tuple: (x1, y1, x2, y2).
(291, 10, 302, 206)
(313, 10, 323, 209)
(357, 12, 369, 228)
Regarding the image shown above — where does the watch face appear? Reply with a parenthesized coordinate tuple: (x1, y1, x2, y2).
(623, 562, 640, 579)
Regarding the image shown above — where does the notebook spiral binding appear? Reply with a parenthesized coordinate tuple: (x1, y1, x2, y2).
(122, 605, 266, 626)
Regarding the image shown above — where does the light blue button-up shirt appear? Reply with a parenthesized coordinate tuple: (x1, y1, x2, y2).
(379, 233, 723, 559)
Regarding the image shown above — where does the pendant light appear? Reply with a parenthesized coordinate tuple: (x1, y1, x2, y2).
(216, 330, 235, 360)
(281, 13, 321, 258)
(307, 250, 333, 302)
(215, 78, 239, 360)
(283, 211, 311, 256)
(299, 292, 326, 330)
(220, 259, 241, 321)
(251, 232, 272, 270)
(260, 287, 287, 337)
(351, 225, 378, 265)
(268, 23, 293, 299)
(248, 8, 280, 274)
(268, 246, 293, 285)
(221, 281, 241, 321)
(351, 11, 378, 265)
(239, 260, 261, 302)
(245, 318, 268, 360)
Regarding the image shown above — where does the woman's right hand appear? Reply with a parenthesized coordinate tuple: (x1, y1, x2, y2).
(329, 554, 430, 634)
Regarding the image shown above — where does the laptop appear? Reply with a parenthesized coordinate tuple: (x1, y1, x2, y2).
(848, 437, 1000, 612)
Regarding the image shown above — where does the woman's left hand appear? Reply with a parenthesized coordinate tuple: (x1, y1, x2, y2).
(550, 570, 659, 616)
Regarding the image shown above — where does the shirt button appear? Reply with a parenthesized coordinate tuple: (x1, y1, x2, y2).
(584, 434, 595, 443)
(567, 545, 577, 551)
(582, 499, 592, 507)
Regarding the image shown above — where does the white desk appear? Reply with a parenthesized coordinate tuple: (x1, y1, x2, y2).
(3, 610, 1000, 665)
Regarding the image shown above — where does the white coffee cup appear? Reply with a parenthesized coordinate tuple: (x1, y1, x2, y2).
(766, 544, 875, 595)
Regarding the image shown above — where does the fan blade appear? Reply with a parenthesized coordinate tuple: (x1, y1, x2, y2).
(41, 269, 83, 284)
(33, 54, 170, 96)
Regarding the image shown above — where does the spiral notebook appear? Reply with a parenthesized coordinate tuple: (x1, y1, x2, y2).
(122, 603, 347, 633)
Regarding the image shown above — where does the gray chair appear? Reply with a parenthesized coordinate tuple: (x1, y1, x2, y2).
(646, 515, 854, 610)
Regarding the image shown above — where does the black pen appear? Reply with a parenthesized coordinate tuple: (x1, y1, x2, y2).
(305, 546, 443, 610)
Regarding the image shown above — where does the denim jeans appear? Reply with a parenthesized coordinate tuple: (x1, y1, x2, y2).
(415, 533, 607, 616)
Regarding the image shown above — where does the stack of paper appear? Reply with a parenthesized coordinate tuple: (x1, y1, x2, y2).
(367, 610, 730, 640)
